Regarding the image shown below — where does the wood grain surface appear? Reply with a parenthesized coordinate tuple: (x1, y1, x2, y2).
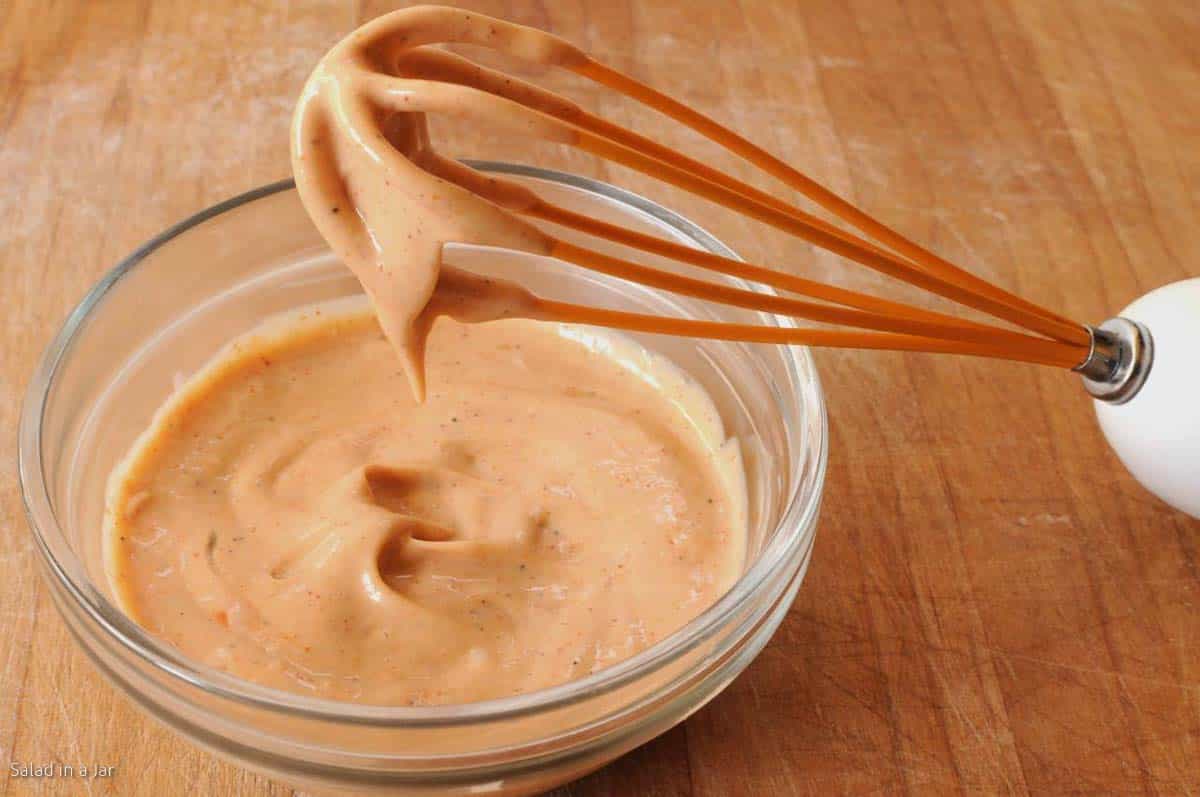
(2, 1, 1198, 794)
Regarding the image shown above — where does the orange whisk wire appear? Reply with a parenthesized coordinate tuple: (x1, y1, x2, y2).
(575, 59, 1088, 343)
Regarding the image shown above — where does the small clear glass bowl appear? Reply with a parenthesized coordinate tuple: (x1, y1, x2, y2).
(19, 163, 826, 795)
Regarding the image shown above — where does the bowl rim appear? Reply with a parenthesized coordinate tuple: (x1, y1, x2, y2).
(18, 161, 827, 728)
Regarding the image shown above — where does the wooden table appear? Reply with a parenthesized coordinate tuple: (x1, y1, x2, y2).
(2, 1, 1197, 794)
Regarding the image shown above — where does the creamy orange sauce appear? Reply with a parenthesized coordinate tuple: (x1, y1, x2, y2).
(105, 6, 758, 706)
(290, 6, 568, 399)
(105, 303, 745, 704)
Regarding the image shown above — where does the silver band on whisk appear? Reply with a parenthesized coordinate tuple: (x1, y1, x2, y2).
(1074, 318, 1154, 405)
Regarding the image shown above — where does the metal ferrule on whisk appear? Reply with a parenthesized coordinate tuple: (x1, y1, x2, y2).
(1073, 318, 1154, 405)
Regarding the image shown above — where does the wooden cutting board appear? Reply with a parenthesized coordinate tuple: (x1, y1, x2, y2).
(1, 1, 1196, 794)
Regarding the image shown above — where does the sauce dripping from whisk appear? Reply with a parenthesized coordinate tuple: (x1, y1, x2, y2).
(292, 6, 1091, 400)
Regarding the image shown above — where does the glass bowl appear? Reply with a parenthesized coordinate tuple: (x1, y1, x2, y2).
(18, 162, 826, 795)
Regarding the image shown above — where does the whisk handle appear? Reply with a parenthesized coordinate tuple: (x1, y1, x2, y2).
(1088, 278, 1200, 518)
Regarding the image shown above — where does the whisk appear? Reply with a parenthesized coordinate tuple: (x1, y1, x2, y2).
(291, 6, 1198, 518)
